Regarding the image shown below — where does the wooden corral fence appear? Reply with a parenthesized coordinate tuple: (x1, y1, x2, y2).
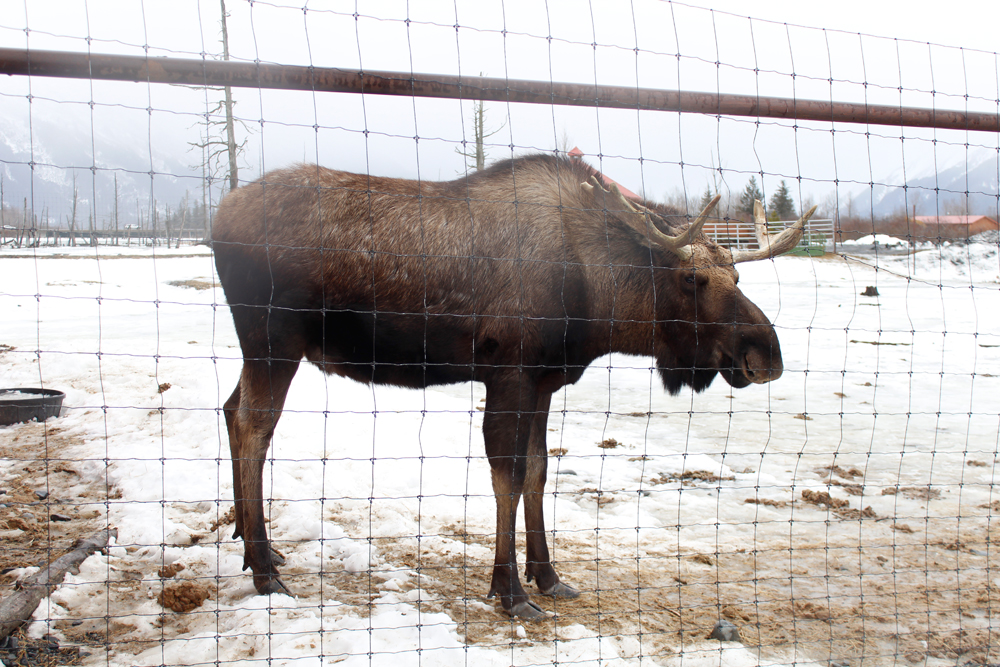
(704, 218, 835, 256)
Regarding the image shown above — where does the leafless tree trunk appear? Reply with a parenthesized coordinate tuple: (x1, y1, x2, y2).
(68, 175, 78, 247)
(456, 91, 505, 173)
(113, 174, 119, 246)
(152, 201, 158, 246)
(164, 203, 172, 248)
(178, 192, 188, 248)
(201, 141, 210, 238)
(221, 0, 238, 192)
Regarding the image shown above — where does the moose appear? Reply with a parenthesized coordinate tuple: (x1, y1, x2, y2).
(212, 154, 814, 619)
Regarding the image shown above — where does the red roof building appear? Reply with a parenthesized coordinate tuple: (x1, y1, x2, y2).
(913, 215, 999, 240)
(567, 147, 641, 200)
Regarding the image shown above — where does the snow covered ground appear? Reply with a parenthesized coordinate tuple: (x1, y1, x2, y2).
(0, 242, 997, 667)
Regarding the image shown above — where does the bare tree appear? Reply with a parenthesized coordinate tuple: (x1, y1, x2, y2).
(456, 91, 505, 172)
(67, 173, 78, 247)
(113, 174, 120, 246)
(555, 128, 573, 157)
(186, 0, 252, 240)
(220, 0, 238, 192)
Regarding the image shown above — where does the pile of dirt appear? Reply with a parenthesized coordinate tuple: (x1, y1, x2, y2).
(157, 581, 211, 613)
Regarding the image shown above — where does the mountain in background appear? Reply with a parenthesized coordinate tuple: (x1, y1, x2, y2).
(849, 148, 1000, 219)
(6, 95, 999, 234)
(0, 100, 215, 231)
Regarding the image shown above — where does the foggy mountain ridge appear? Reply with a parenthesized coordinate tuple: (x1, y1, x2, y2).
(0, 105, 207, 228)
(849, 148, 1000, 219)
(5, 101, 1000, 229)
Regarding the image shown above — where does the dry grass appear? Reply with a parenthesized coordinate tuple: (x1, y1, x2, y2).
(0, 422, 111, 576)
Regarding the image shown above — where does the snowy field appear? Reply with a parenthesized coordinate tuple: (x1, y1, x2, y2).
(1, 241, 998, 667)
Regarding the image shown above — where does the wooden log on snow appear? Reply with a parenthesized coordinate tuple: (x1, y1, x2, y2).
(0, 528, 117, 640)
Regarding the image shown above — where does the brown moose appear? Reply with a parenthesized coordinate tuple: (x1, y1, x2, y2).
(212, 154, 813, 619)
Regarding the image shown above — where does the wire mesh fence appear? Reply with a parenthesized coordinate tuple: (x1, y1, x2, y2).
(0, 2, 998, 667)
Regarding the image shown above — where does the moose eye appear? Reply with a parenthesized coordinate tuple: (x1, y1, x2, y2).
(684, 275, 696, 285)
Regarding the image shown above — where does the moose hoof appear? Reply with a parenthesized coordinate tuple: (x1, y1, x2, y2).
(256, 576, 292, 597)
(540, 581, 580, 599)
(507, 599, 552, 621)
(269, 547, 286, 567)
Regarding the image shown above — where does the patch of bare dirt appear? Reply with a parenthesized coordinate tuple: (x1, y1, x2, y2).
(829, 480, 866, 495)
(157, 563, 186, 578)
(651, 470, 736, 486)
(801, 490, 880, 520)
(298, 518, 1000, 667)
(801, 489, 849, 509)
(882, 486, 942, 501)
(745, 497, 788, 508)
(166, 279, 214, 290)
(818, 465, 864, 479)
(0, 422, 111, 576)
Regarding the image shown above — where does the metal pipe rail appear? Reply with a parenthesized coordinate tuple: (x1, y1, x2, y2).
(1, 47, 997, 133)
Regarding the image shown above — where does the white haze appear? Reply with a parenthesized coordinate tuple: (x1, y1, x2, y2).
(1, 0, 998, 226)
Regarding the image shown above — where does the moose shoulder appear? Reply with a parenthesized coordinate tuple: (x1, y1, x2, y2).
(213, 154, 814, 619)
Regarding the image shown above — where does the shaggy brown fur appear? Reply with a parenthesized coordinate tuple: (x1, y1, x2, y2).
(213, 154, 784, 618)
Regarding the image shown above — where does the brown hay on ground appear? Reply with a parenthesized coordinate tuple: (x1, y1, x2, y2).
(0, 422, 111, 575)
(166, 279, 214, 290)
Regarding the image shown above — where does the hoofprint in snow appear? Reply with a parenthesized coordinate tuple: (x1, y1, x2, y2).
(0, 242, 997, 667)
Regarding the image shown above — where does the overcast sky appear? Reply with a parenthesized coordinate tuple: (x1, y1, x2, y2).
(2, 0, 997, 218)
(680, 0, 999, 55)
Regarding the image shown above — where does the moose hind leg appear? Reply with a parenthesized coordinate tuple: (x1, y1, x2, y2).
(233, 356, 299, 595)
(523, 392, 579, 599)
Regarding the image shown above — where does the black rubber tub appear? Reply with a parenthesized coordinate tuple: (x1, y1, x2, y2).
(0, 388, 65, 425)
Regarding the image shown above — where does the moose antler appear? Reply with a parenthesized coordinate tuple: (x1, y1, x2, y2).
(582, 176, 720, 262)
(731, 200, 818, 263)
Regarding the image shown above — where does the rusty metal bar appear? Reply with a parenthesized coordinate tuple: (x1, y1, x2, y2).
(1, 47, 997, 133)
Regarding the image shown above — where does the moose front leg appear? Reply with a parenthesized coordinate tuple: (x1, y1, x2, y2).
(523, 391, 580, 600)
(483, 372, 547, 619)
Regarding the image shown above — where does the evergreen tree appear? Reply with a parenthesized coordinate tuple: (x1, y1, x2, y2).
(699, 185, 716, 210)
(768, 180, 796, 220)
(739, 176, 764, 216)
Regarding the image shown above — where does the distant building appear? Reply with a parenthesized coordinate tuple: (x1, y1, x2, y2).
(913, 215, 999, 241)
(566, 147, 642, 200)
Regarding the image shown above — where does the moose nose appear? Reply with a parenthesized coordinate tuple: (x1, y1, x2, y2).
(743, 349, 782, 384)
